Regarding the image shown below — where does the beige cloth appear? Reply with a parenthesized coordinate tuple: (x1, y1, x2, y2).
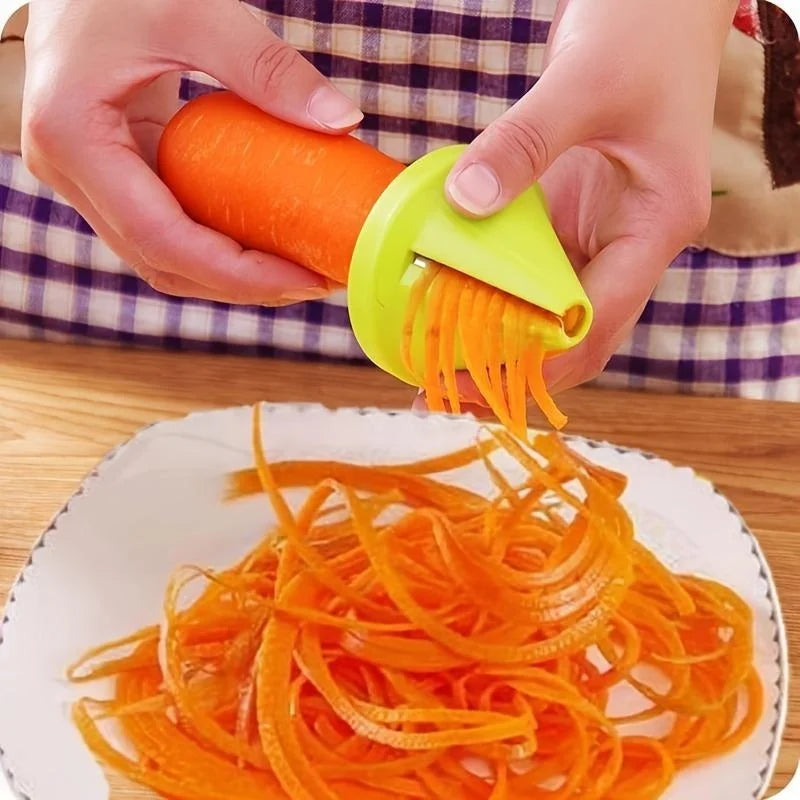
(698, 27, 800, 256)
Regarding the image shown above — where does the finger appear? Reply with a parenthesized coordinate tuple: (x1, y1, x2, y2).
(37, 150, 329, 304)
(186, 0, 362, 132)
(27, 161, 228, 299)
(542, 236, 673, 393)
(446, 61, 598, 217)
(411, 391, 428, 413)
(132, 262, 302, 304)
(83, 138, 329, 300)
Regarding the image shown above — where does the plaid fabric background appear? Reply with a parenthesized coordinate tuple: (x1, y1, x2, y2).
(1, 0, 799, 399)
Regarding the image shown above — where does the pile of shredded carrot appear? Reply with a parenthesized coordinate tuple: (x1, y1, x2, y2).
(69, 405, 761, 800)
(403, 263, 569, 437)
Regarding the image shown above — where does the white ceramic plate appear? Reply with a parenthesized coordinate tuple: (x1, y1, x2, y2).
(0, 404, 788, 800)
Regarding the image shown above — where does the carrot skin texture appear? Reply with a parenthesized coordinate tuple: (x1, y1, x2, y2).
(158, 91, 404, 284)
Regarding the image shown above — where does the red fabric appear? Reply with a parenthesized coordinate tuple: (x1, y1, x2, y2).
(734, 0, 762, 39)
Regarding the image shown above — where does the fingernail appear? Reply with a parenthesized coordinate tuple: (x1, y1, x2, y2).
(262, 301, 291, 308)
(279, 286, 330, 303)
(262, 286, 330, 306)
(307, 87, 363, 130)
(449, 163, 502, 215)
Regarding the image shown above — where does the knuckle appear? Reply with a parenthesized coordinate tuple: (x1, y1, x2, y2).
(22, 103, 60, 158)
(246, 39, 303, 93)
(633, 173, 712, 249)
(660, 162, 713, 241)
(135, 265, 181, 296)
(584, 350, 613, 383)
(581, 328, 616, 382)
(488, 116, 553, 178)
(20, 107, 59, 183)
(126, 218, 185, 269)
(22, 93, 96, 169)
(20, 141, 46, 180)
(678, 187, 712, 240)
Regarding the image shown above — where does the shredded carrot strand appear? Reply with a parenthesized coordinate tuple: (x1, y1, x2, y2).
(486, 290, 512, 428)
(439, 270, 466, 414)
(524, 339, 568, 430)
(423, 269, 448, 413)
(402, 261, 441, 378)
(406, 263, 568, 436)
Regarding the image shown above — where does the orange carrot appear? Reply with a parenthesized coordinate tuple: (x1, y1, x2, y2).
(70, 404, 762, 800)
(158, 91, 403, 285)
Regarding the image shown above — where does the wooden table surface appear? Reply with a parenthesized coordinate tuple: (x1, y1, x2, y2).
(0, 339, 797, 797)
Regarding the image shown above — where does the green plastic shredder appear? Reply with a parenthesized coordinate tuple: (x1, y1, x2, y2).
(346, 145, 593, 386)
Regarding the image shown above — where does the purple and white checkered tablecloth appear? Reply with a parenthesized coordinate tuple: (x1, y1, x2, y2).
(1, 0, 799, 400)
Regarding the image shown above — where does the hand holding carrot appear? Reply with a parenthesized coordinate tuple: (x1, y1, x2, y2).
(439, 0, 738, 403)
(21, 0, 363, 304)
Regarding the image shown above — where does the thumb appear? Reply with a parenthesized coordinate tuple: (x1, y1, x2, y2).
(446, 66, 594, 217)
(187, 0, 363, 132)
